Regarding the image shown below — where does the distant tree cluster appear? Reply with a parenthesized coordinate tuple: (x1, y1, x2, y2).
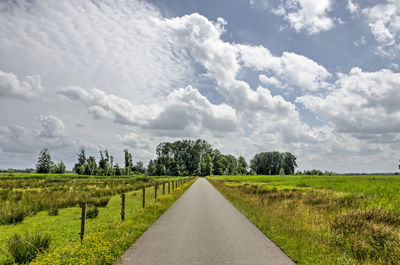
(34, 139, 299, 176)
(249, 151, 297, 175)
(73, 148, 145, 176)
(147, 139, 248, 176)
(296, 169, 335, 176)
(36, 148, 66, 174)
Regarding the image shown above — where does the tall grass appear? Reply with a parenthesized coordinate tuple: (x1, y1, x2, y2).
(0, 176, 195, 264)
(0, 176, 161, 225)
(209, 175, 400, 265)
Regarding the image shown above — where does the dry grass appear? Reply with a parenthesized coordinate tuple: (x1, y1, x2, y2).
(209, 178, 400, 265)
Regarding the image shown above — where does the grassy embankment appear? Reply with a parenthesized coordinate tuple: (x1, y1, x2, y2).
(208, 175, 400, 265)
(0, 174, 195, 264)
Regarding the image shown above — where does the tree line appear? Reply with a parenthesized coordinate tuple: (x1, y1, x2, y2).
(147, 139, 297, 176)
(72, 148, 145, 176)
(34, 139, 298, 176)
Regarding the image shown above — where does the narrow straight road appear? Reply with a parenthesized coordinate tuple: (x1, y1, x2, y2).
(116, 178, 295, 265)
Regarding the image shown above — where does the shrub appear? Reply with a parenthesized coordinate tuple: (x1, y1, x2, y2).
(6, 233, 51, 264)
(92, 197, 110, 208)
(0, 205, 26, 225)
(47, 208, 58, 216)
(86, 206, 99, 219)
(331, 209, 400, 262)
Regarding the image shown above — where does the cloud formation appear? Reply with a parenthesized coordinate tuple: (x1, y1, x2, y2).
(237, 45, 331, 91)
(362, 0, 400, 57)
(297, 67, 400, 135)
(38, 115, 66, 138)
(0, 0, 399, 172)
(59, 84, 238, 135)
(273, 0, 335, 34)
(0, 70, 43, 99)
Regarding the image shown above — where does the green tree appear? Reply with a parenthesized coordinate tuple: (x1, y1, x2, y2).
(85, 156, 97, 175)
(201, 154, 213, 176)
(114, 163, 123, 176)
(147, 160, 156, 176)
(98, 150, 112, 176)
(237, 156, 248, 175)
(55, 161, 66, 174)
(132, 161, 145, 174)
(124, 149, 133, 175)
(250, 151, 297, 175)
(36, 148, 54, 173)
(73, 148, 86, 175)
(282, 152, 297, 175)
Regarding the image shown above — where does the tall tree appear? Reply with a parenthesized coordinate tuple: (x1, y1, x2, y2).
(85, 156, 97, 175)
(55, 161, 66, 174)
(36, 148, 54, 173)
(237, 156, 248, 175)
(132, 161, 145, 174)
(147, 160, 156, 176)
(73, 148, 87, 175)
(250, 151, 297, 175)
(124, 149, 133, 175)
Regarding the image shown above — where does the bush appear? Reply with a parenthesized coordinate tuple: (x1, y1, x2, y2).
(0, 205, 26, 225)
(86, 206, 99, 219)
(92, 197, 110, 208)
(6, 233, 51, 264)
(47, 208, 58, 216)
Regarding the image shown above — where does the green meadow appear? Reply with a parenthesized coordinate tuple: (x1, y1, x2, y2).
(208, 174, 400, 265)
(0, 174, 194, 264)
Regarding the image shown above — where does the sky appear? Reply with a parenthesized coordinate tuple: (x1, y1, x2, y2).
(0, 0, 399, 173)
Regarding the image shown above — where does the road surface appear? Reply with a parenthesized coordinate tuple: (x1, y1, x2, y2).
(116, 178, 295, 265)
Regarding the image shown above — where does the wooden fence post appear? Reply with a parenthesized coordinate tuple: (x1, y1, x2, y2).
(155, 184, 157, 199)
(163, 183, 165, 195)
(168, 182, 170, 194)
(142, 187, 145, 208)
(121, 193, 125, 221)
(80, 202, 86, 242)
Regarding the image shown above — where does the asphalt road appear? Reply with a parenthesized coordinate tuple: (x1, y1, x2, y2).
(116, 178, 295, 265)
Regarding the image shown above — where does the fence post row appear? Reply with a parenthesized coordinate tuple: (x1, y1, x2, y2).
(142, 187, 146, 208)
(78, 178, 195, 242)
(121, 193, 125, 221)
(80, 202, 86, 242)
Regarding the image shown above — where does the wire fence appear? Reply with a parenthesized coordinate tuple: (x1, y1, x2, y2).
(0, 177, 196, 264)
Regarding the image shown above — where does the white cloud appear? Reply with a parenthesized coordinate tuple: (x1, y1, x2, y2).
(0, 0, 194, 102)
(118, 132, 151, 149)
(150, 86, 238, 133)
(259, 74, 283, 87)
(362, 0, 400, 57)
(347, 0, 359, 14)
(163, 13, 300, 123)
(276, 0, 335, 34)
(38, 115, 66, 138)
(0, 70, 43, 99)
(59, 84, 238, 134)
(58, 86, 163, 126)
(1, 0, 398, 173)
(353, 36, 366, 47)
(297, 67, 400, 134)
(237, 45, 331, 91)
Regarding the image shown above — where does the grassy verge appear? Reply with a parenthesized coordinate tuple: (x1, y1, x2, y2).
(208, 175, 400, 265)
(0, 178, 196, 264)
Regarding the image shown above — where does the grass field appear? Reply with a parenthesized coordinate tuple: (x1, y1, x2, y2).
(208, 175, 400, 265)
(0, 174, 195, 264)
